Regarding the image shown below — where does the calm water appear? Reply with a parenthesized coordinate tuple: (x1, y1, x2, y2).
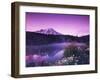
(26, 42, 89, 67)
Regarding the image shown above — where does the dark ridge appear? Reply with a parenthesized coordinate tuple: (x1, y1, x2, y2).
(26, 32, 89, 45)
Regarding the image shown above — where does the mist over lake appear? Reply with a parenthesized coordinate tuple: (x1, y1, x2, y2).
(26, 32, 89, 67)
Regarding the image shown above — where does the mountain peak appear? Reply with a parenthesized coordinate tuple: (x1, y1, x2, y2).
(35, 28, 62, 35)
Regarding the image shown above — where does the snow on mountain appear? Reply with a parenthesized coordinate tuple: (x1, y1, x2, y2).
(35, 28, 62, 35)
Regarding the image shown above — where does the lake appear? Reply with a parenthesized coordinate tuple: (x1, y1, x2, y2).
(26, 42, 89, 67)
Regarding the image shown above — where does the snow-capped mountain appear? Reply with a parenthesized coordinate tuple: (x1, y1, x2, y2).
(35, 28, 62, 35)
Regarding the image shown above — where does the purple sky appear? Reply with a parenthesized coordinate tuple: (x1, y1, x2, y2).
(26, 12, 89, 36)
